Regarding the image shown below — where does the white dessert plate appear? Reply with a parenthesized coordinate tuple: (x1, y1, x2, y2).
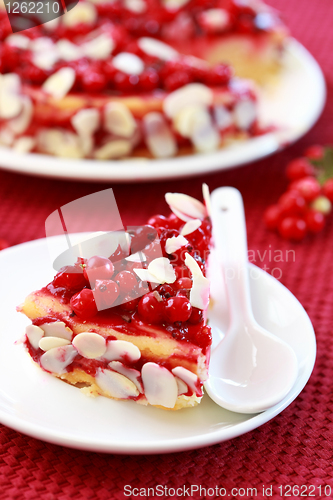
(0, 237, 316, 454)
(0, 39, 326, 183)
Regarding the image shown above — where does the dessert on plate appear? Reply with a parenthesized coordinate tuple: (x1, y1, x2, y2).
(18, 188, 213, 410)
(0, 0, 288, 159)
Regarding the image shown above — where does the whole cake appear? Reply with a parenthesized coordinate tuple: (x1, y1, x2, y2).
(18, 188, 213, 410)
(0, 0, 288, 159)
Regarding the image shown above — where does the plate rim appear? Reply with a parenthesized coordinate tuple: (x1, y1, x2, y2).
(0, 39, 326, 183)
(0, 238, 316, 454)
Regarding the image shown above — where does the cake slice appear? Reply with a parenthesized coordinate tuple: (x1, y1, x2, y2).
(18, 188, 213, 410)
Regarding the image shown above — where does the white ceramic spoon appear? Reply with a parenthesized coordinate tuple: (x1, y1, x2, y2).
(204, 187, 298, 414)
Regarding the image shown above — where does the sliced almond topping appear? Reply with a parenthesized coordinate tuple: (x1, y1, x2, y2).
(214, 104, 233, 130)
(25, 325, 44, 350)
(125, 0, 147, 12)
(175, 376, 188, 395)
(143, 112, 177, 158)
(40, 322, 73, 341)
(94, 139, 132, 160)
(57, 39, 83, 61)
(0, 129, 14, 146)
(72, 332, 106, 359)
(104, 102, 136, 138)
(233, 99, 257, 130)
(109, 361, 143, 393)
(37, 129, 83, 158)
(71, 108, 100, 137)
(148, 257, 176, 283)
(165, 192, 207, 221)
(133, 267, 160, 283)
(112, 52, 144, 75)
(199, 8, 231, 32)
(40, 345, 77, 375)
(96, 368, 139, 398)
(142, 363, 178, 408)
(103, 340, 141, 363)
(82, 33, 115, 60)
(191, 118, 220, 153)
(63, 2, 97, 27)
(6, 34, 30, 49)
(173, 104, 210, 138)
(163, 0, 190, 9)
(39, 337, 71, 351)
(125, 251, 146, 263)
(165, 234, 188, 254)
(42, 67, 76, 99)
(13, 136, 36, 153)
(138, 37, 178, 61)
(184, 253, 210, 310)
(202, 183, 212, 217)
(172, 366, 199, 395)
(181, 219, 201, 236)
(163, 83, 213, 119)
(9, 96, 33, 135)
(0, 74, 22, 119)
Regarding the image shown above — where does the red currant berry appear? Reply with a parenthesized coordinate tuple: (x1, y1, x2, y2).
(204, 64, 232, 86)
(84, 256, 114, 286)
(139, 68, 159, 91)
(191, 326, 212, 350)
(70, 289, 98, 319)
(119, 296, 140, 312)
(53, 265, 87, 290)
(322, 178, 333, 203)
(137, 279, 150, 295)
(138, 292, 164, 323)
(94, 279, 120, 310)
(164, 295, 192, 323)
(264, 204, 282, 230)
(147, 214, 169, 229)
(304, 145, 324, 160)
(285, 157, 315, 181)
(164, 71, 191, 91)
(289, 177, 321, 202)
(278, 191, 307, 216)
(167, 213, 184, 230)
(305, 210, 325, 233)
(278, 217, 307, 241)
(174, 277, 192, 290)
(114, 270, 137, 294)
(82, 71, 107, 93)
(109, 244, 128, 263)
(156, 284, 174, 297)
(174, 265, 191, 279)
(131, 225, 157, 253)
(189, 307, 203, 324)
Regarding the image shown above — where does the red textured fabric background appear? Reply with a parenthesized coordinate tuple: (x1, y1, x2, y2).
(1, 0, 333, 498)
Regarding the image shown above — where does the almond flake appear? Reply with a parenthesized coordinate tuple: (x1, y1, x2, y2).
(71, 108, 100, 137)
(6, 34, 30, 49)
(96, 368, 139, 398)
(184, 253, 210, 310)
(72, 332, 106, 359)
(191, 118, 220, 153)
(39, 337, 71, 351)
(94, 139, 132, 159)
(173, 104, 210, 138)
(103, 340, 141, 363)
(163, 83, 213, 119)
(42, 67, 76, 99)
(9, 96, 33, 135)
(26, 325, 44, 350)
(40, 345, 77, 375)
(143, 112, 177, 158)
(148, 257, 176, 283)
(63, 2, 97, 27)
(40, 321, 73, 341)
(165, 192, 207, 221)
(125, 0, 147, 12)
(202, 183, 212, 217)
(233, 99, 257, 130)
(104, 102, 136, 138)
(133, 267, 160, 283)
(199, 8, 230, 32)
(0, 74, 22, 119)
(13, 136, 36, 153)
(112, 52, 144, 75)
(138, 37, 178, 61)
(57, 39, 83, 61)
(142, 363, 178, 408)
(181, 219, 201, 236)
(214, 104, 233, 130)
(175, 376, 188, 395)
(165, 235, 188, 254)
(82, 33, 115, 60)
(108, 361, 143, 393)
(125, 251, 146, 263)
(172, 366, 199, 395)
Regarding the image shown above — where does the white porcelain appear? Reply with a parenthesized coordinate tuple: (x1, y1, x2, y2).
(0, 40, 325, 182)
(0, 237, 315, 454)
(204, 188, 298, 413)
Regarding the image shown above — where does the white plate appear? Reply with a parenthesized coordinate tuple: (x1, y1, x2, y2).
(0, 237, 315, 454)
(0, 39, 326, 183)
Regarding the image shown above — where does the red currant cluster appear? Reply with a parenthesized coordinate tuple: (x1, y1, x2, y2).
(264, 145, 333, 241)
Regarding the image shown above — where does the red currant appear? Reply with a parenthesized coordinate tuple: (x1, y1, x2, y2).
(94, 279, 120, 310)
(289, 176, 321, 202)
(285, 158, 315, 181)
(82, 71, 107, 93)
(156, 284, 174, 297)
(305, 210, 325, 233)
(130, 225, 157, 254)
(278, 191, 307, 216)
(174, 265, 191, 279)
(189, 307, 203, 324)
(147, 214, 169, 229)
(304, 145, 324, 160)
(119, 296, 140, 312)
(164, 295, 192, 323)
(167, 213, 185, 230)
(204, 64, 232, 86)
(264, 204, 282, 230)
(139, 68, 159, 91)
(164, 71, 191, 91)
(174, 277, 192, 290)
(114, 270, 137, 294)
(53, 265, 87, 290)
(70, 289, 98, 319)
(322, 178, 333, 203)
(278, 217, 307, 241)
(138, 292, 164, 323)
(84, 256, 114, 286)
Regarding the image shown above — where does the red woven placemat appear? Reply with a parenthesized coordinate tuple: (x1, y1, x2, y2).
(1, 0, 333, 498)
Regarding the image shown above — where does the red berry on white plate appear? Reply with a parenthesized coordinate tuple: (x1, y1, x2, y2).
(138, 292, 164, 324)
(70, 289, 98, 319)
(94, 279, 120, 310)
(164, 295, 192, 323)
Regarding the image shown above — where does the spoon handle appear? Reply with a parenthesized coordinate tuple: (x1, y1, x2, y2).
(210, 187, 253, 322)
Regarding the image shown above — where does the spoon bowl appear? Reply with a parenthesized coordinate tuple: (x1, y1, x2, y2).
(204, 187, 298, 413)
